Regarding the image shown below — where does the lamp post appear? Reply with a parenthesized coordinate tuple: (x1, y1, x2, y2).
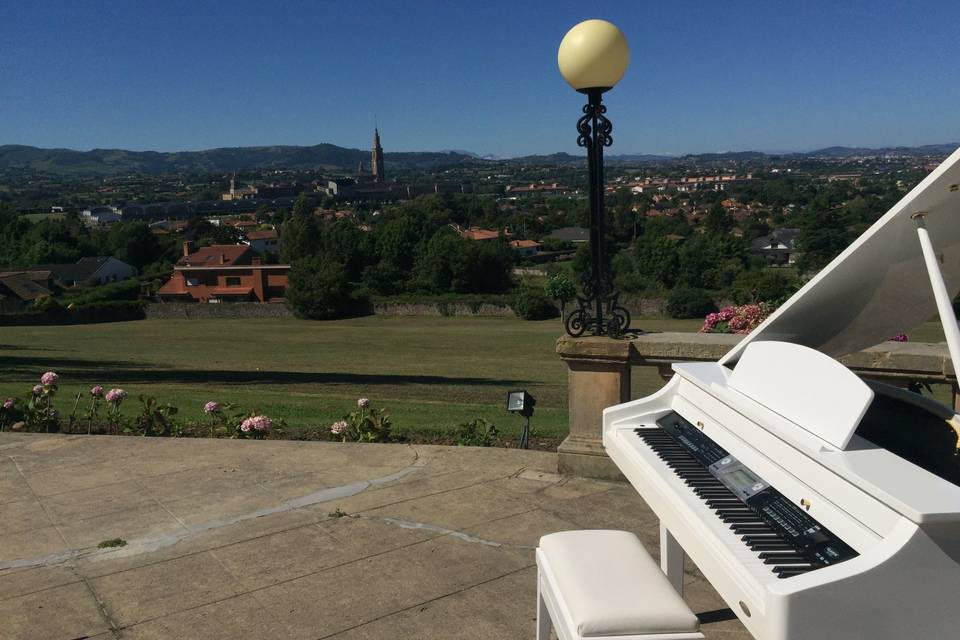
(558, 19, 632, 337)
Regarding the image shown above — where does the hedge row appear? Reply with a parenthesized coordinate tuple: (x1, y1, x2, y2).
(0, 301, 146, 326)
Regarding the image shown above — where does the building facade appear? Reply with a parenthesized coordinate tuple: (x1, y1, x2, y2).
(158, 243, 289, 303)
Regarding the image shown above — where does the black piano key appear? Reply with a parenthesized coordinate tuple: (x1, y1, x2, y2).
(775, 568, 814, 578)
(733, 526, 773, 535)
(761, 557, 808, 565)
(742, 534, 781, 543)
(706, 500, 742, 508)
(751, 545, 796, 553)
(758, 551, 802, 559)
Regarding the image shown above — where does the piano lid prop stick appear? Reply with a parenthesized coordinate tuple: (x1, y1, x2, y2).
(913, 213, 960, 402)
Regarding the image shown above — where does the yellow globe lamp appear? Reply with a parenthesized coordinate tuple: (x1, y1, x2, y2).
(557, 19, 630, 93)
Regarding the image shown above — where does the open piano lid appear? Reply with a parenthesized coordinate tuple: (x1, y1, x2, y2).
(721, 146, 960, 366)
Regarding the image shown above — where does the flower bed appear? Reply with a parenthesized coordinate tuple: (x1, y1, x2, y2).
(700, 303, 773, 334)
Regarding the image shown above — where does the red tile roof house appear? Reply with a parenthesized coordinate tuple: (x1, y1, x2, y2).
(450, 224, 513, 241)
(158, 242, 289, 303)
(509, 239, 541, 257)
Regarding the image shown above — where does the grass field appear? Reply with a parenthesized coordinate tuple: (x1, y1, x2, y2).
(0, 315, 947, 441)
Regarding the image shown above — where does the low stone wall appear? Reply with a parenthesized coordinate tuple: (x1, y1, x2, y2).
(620, 296, 669, 316)
(145, 302, 293, 319)
(373, 302, 514, 317)
(145, 301, 516, 319)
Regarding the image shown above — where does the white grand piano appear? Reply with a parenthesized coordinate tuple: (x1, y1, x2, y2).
(604, 147, 960, 639)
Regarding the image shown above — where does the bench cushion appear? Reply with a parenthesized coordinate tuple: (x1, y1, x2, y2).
(539, 530, 700, 637)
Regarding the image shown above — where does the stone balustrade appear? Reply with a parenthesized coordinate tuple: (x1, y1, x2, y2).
(556, 332, 958, 479)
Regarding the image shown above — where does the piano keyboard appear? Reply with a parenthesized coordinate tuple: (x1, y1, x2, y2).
(636, 412, 858, 579)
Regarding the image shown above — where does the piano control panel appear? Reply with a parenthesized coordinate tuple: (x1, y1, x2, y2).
(649, 411, 859, 576)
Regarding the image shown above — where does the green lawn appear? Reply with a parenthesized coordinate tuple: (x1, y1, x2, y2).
(0, 315, 701, 440)
(0, 315, 947, 440)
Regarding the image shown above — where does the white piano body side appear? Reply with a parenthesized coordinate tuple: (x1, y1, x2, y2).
(603, 145, 960, 640)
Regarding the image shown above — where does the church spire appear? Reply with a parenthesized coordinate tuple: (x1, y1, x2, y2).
(371, 126, 385, 183)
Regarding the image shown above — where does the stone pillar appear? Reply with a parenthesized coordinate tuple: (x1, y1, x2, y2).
(556, 336, 633, 480)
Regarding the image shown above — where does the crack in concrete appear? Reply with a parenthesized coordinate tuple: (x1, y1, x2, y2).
(0, 455, 424, 571)
(366, 516, 505, 548)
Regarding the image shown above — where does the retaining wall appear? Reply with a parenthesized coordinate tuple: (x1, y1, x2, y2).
(145, 303, 293, 320)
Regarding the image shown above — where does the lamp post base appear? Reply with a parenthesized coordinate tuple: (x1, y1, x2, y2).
(564, 290, 631, 338)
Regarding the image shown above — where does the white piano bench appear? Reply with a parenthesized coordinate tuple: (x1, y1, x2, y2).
(536, 530, 704, 640)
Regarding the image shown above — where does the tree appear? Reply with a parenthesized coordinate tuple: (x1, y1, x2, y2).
(108, 222, 164, 270)
(0, 203, 30, 267)
(795, 201, 852, 274)
(675, 232, 748, 291)
(413, 230, 468, 293)
(281, 195, 321, 263)
(321, 220, 370, 281)
(286, 257, 354, 320)
(704, 201, 733, 235)
(545, 273, 577, 324)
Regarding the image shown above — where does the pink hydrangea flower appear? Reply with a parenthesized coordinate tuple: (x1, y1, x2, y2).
(203, 401, 221, 414)
(90, 385, 104, 397)
(240, 415, 272, 432)
(32, 385, 43, 396)
(357, 398, 370, 409)
(40, 371, 59, 387)
(2, 399, 13, 410)
(331, 420, 349, 435)
(105, 388, 127, 404)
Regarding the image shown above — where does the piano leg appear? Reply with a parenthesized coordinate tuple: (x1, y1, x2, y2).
(536, 574, 551, 640)
(660, 523, 685, 595)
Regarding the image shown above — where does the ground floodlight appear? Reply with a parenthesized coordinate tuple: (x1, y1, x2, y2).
(506, 390, 536, 449)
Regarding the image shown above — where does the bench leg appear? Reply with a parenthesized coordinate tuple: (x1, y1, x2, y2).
(660, 523, 685, 596)
(536, 574, 551, 640)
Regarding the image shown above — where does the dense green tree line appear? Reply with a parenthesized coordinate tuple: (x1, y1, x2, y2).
(282, 194, 516, 319)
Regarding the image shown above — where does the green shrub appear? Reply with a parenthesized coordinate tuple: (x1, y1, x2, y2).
(511, 288, 559, 321)
(63, 279, 140, 305)
(0, 300, 144, 326)
(287, 257, 368, 320)
(730, 269, 799, 305)
(666, 287, 717, 319)
(455, 418, 500, 447)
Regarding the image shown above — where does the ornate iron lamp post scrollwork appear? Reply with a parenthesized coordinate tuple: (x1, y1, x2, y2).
(557, 19, 632, 337)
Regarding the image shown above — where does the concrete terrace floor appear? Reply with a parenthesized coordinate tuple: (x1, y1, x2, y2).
(0, 434, 751, 640)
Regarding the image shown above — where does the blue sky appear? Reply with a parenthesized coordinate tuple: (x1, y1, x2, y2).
(1, 0, 958, 156)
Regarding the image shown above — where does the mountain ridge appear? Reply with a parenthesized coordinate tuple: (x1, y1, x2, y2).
(1, 142, 956, 175)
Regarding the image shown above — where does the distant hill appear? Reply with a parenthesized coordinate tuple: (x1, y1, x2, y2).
(0, 144, 478, 176)
(805, 143, 959, 157)
(2, 141, 956, 176)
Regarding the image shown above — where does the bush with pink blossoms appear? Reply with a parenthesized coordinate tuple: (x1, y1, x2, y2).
(105, 388, 127, 405)
(0, 398, 20, 432)
(889, 333, 909, 342)
(203, 401, 221, 414)
(27, 372, 59, 432)
(238, 414, 273, 440)
(331, 399, 392, 443)
(700, 303, 773, 335)
(330, 420, 350, 440)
